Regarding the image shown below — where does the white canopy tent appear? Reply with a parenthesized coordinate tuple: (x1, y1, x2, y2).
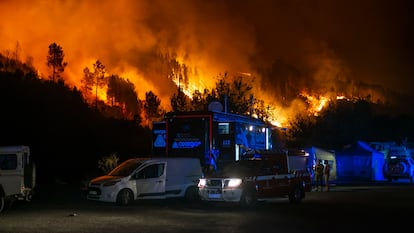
(306, 147, 337, 181)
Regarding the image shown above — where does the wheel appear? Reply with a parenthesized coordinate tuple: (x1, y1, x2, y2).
(0, 196, 12, 213)
(116, 189, 133, 206)
(0, 196, 5, 213)
(184, 186, 200, 202)
(289, 185, 304, 204)
(239, 187, 257, 208)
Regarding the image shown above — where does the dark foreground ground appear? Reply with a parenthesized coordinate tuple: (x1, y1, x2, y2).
(1, 182, 413, 233)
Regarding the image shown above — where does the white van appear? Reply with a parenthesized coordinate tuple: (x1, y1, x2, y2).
(86, 157, 203, 205)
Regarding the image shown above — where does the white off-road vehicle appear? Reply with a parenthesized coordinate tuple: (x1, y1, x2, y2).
(0, 145, 36, 213)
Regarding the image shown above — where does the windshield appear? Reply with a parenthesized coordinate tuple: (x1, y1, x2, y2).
(218, 160, 262, 177)
(217, 159, 285, 177)
(108, 159, 147, 177)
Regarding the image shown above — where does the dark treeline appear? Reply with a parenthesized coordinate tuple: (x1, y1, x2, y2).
(286, 98, 414, 150)
(0, 63, 152, 185)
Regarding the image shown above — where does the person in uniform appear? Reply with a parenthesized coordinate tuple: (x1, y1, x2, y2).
(314, 159, 324, 191)
(323, 160, 331, 191)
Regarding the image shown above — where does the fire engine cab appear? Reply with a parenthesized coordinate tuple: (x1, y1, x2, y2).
(197, 150, 312, 207)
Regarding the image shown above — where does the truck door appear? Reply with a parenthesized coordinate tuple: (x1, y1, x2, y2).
(267, 158, 290, 195)
(134, 162, 166, 199)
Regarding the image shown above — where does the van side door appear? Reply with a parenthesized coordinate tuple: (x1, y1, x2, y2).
(134, 162, 166, 199)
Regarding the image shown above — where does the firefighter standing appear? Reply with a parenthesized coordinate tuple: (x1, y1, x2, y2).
(314, 160, 324, 191)
(324, 160, 331, 191)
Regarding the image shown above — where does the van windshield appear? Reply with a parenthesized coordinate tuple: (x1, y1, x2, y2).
(108, 159, 146, 177)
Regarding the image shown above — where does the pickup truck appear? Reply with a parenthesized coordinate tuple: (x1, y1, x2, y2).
(198, 151, 312, 208)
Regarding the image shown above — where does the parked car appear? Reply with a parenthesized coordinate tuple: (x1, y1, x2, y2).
(87, 157, 203, 205)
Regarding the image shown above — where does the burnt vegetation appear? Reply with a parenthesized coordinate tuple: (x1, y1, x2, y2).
(1, 45, 414, 185)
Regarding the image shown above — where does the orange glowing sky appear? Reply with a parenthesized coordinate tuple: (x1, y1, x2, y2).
(1, 0, 413, 126)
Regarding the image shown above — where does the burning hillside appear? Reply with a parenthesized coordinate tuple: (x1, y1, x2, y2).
(1, 0, 413, 127)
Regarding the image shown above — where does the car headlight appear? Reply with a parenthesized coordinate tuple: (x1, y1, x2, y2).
(103, 180, 121, 186)
(198, 178, 206, 188)
(227, 178, 242, 188)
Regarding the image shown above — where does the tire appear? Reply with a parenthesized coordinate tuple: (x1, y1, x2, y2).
(0, 196, 5, 213)
(116, 189, 133, 206)
(239, 187, 257, 208)
(184, 186, 200, 202)
(0, 195, 13, 213)
(289, 185, 304, 204)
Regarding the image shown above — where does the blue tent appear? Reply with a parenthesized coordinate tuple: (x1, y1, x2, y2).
(335, 141, 386, 182)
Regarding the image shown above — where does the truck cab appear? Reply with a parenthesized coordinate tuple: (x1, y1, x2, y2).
(198, 150, 312, 208)
(0, 145, 36, 213)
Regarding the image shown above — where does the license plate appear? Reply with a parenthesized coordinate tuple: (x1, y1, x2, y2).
(207, 189, 222, 199)
(208, 193, 222, 199)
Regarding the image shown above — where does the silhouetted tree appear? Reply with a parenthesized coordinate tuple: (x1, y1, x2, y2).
(172, 72, 261, 115)
(46, 42, 67, 82)
(81, 67, 94, 101)
(167, 57, 189, 92)
(107, 74, 123, 107)
(92, 60, 106, 108)
(1, 41, 22, 71)
(190, 89, 211, 111)
(212, 73, 253, 115)
(285, 112, 316, 148)
(121, 78, 141, 120)
(106, 74, 141, 120)
(228, 76, 253, 115)
(144, 91, 164, 127)
(171, 87, 189, 112)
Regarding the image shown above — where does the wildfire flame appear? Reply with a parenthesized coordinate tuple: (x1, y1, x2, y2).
(0, 1, 395, 128)
(300, 91, 330, 116)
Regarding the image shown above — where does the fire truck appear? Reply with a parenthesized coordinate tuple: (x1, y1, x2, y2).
(198, 150, 312, 207)
(152, 110, 279, 172)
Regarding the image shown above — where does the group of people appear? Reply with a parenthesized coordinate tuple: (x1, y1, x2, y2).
(314, 159, 330, 192)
